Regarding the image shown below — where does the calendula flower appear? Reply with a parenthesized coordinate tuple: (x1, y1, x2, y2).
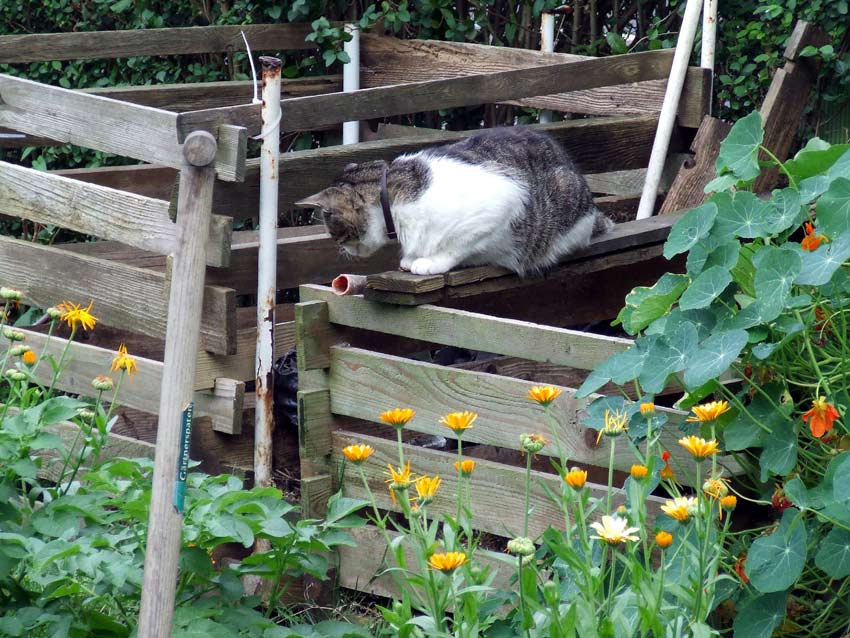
(590, 515, 640, 545)
(111, 343, 138, 376)
(679, 435, 721, 460)
(91, 375, 114, 392)
(660, 450, 676, 480)
(380, 408, 415, 428)
(802, 396, 840, 438)
(639, 402, 655, 416)
(702, 476, 730, 499)
(520, 433, 549, 454)
(528, 385, 562, 406)
(385, 461, 413, 504)
(428, 551, 467, 572)
(440, 411, 477, 433)
(58, 300, 97, 331)
(655, 531, 673, 548)
(630, 464, 649, 480)
(596, 409, 629, 444)
(454, 459, 476, 476)
(686, 400, 731, 423)
(720, 495, 738, 518)
(342, 444, 374, 464)
(0, 287, 22, 301)
(506, 537, 535, 557)
(22, 350, 37, 366)
(661, 496, 697, 522)
(564, 467, 587, 490)
(414, 475, 441, 505)
(801, 221, 826, 251)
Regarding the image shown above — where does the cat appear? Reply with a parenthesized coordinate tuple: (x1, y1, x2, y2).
(295, 127, 613, 276)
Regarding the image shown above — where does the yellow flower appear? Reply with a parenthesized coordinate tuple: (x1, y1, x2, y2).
(720, 495, 738, 511)
(22, 350, 37, 366)
(640, 402, 656, 416)
(630, 464, 648, 480)
(58, 300, 97, 331)
(564, 467, 587, 490)
(380, 408, 415, 428)
(528, 385, 562, 406)
(686, 400, 730, 423)
(428, 551, 467, 572)
(440, 411, 477, 433)
(414, 475, 441, 505)
(702, 476, 730, 499)
(110, 343, 138, 376)
(589, 515, 640, 545)
(454, 459, 476, 476)
(679, 435, 721, 460)
(655, 531, 673, 548)
(342, 444, 374, 464)
(596, 409, 629, 444)
(661, 496, 697, 522)
(385, 461, 413, 504)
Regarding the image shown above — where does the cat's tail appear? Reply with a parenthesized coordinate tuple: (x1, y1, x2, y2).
(591, 210, 615, 237)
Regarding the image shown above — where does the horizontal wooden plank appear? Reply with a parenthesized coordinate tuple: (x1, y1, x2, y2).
(176, 49, 675, 137)
(0, 160, 231, 267)
(0, 23, 319, 63)
(328, 346, 728, 482)
(0, 236, 234, 354)
(333, 430, 662, 539)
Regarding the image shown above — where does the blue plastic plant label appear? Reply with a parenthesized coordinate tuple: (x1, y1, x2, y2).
(173, 401, 194, 513)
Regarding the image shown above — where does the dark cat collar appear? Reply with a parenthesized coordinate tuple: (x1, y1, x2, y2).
(380, 163, 397, 239)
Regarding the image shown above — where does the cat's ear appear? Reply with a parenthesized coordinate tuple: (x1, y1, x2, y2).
(294, 190, 331, 209)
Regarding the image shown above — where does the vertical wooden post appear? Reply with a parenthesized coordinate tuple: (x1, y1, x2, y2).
(137, 130, 218, 638)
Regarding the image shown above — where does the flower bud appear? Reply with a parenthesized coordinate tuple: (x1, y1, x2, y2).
(520, 433, 548, 454)
(655, 531, 673, 548)
(630, 464, 648, 479)
(91, 375, 115, 392)
(9, 345, 30, 357)
(703, 477, 729, 499)
(2, 328, 25, 341)
(543, 580, 561, 606)
(5, 369, 27, 381)
(46, 306, 63, 319)
(506, 536, 536, 557)
(0, 287, 22, 301)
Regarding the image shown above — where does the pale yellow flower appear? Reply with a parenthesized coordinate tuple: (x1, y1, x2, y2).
(589, 515, 640, 544)
(661, 496, 697, 522)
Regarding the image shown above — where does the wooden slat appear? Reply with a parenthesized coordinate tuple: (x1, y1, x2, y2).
(328, 347, 736, 482)
(359, 35, 709, 128)
(334, 430, 662, 539)
(176, 49, 676, 137)
(0, 236, 234, 354)
(0, 23, 318, 63)
(0, 160, 231, 267)
(0, 73, 243, 182)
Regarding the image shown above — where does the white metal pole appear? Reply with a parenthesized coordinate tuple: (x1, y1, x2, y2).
(254, 56, 281, 490)
(539, 12, 555, 124)
(342, 24, 360, 145)
(635, 0, 703, 220)
(700, 0, 717, 70)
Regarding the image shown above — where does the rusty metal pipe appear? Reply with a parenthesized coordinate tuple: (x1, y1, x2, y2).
(331, 273, 368, 296)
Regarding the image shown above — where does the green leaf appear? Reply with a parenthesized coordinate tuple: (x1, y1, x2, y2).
(723, 392, 783, 450)
(831, 452, 850, 506)
(639, 323, 698, 393)
(783, 477, 809, 509)
(752, 247, 803, 322)
(37, 396, 89, 426)
(664, 203, 718, 259)
(816, 177, 850, 238)
(732, 591, 787, 638)
(715, 111, 764, 182)
(814, 528, 850, 578)
(792, 233, 850, 286)
(747, 509, 807, 593)
(683, 329, 748, 387)
(766, 188, 806, 234)
(760, 419, 797, 481)
(606, 32, 628, 54)
(712, 191, 773, 239)
(267, 5, 283, 18)
(325, 492, 368, 526)
(784, 138, 850, 181)
(678, 266, 732, 310)
(616, 274, 690, 334)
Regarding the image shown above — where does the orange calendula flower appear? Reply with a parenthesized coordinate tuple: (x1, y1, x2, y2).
(686, 400, 730, 423)
(564, 467, 587, 490)
(679, 435, 721, 460)
(661, 496, 696, 522)
(639, 402, 656, 416)
(802, 396, 840, 438)
(384, 461, 413, 505)
(111, 343, 138, 376)
(655, 531, 673, 548)
(58, 300, 97, 331)
(414, 475, 441, 505)
(801, 222, 826, 251)
(630, 464, 649, 479)
(720, 495, 738, 516)
(527, 385, 562, 406)
(380, 408, 415, 428)
(454, 459, 476, 476)
(428, 551, 467, 572)
(342, 444, 374, 464)
(440, 411, 477, 433)
(22, 350, 37, 366)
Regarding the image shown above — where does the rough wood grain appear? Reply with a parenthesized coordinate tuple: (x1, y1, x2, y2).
(0, 23, 319, 63)
(0, 160, 231, 267)
(0, 236, 235, 355)
(176, 49, 675, 137)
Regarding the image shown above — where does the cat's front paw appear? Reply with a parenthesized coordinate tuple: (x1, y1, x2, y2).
(399, 257, 413, 272)
(410, 256, 452, 275)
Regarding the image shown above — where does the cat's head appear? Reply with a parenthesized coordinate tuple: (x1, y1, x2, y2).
(295, 161, 388, 258)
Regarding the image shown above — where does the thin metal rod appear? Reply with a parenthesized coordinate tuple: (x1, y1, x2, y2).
(254, 56, 281, 490)
(342, 24, 360, 145)
(635, 0, 703, 220)
(539, 12, 555, 124)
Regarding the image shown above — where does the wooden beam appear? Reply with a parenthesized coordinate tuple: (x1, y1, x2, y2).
(0, 23, 319, 63)
(0, 236, 235, 354)
(0, 160, 231, 267)
(176, 49, 675, 137)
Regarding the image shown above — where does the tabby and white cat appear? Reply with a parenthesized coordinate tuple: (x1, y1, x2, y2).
(295, 127, 612, 276)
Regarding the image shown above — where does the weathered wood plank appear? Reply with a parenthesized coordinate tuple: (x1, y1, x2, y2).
(176, 49, 675, 137)
(0, 23, 319, 63)
(0, 236, 235, 354)
(333, 430, 662, 539)
(0, 160, 231, 267)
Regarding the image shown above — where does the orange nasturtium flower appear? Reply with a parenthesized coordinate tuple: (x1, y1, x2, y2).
(440, 411, 477, 433)
(660, 450, 676, 481)
(342, 444, 374, 464)
(802, 396, 840, 438)
(380, 408, 415, 428)
(111, 343, 138, 376)
(527, 385, 562, 406)
(58, 300, 97, 331)
(428, 551, 467, 572)
(801, 222, 826, 251)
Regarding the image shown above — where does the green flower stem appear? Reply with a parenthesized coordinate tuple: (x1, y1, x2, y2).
(48, 325, 77, 396)
(693, 460, 706, 620)
(605, 544, 617, 619)
(523, 450, 532, 537)
(758, 144, 798, 191)
(27, 317, 57, 380)
(396, 426, 405, 469)
(606, 437, 616, 513)
(456, 436, 464, 542)
(357, 465, 385, 530)
(517, 555, 531, 638)
(795, 309, 834, 396)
